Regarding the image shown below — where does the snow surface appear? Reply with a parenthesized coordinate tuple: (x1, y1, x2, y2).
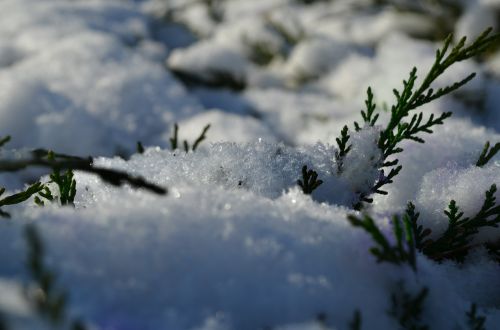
(0, 0, 500, 329)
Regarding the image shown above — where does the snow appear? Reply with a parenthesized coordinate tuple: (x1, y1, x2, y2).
(0, 0, 499, 329)
(0, 0, 201, 156)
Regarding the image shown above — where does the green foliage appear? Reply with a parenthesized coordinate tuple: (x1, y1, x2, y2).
(336, 28, 499, 208)
(354, 166, 402, 210)
(351, 182, 500, 263)
(335, 125, 351, 174)
(0, 149, 166, 195)
(354, 87, 379, 131)
(378, 28, 498, 161)
(170, 67, 246, 91)
(349, 309, 362, 330)
(244, 38, 277, 66)
(34, 187, 54, 206)
(476, 141, 500, 167)
(388, 283, 429, 330)
(192, 124, 211, 151)
(0, 182, 45, 218)
(33, 150, 77, 206)
(466, 303, 486, 330)
(297, 165, 323, 195)
(0, 312, 7, 330)
(386, 27, 496, 135)
(24, 225, 88, 330)
(419, 184, 500, 261)
(169, 123, 211, 152)
(50, 169, 77, 206)
(347, 213, 417, 271)
(0, 135, 10, 148)
(169, 123, 179, 150)
(405, 202, 431, 251)
(25, 224, 67, 324)
(136, 141, 145, 154)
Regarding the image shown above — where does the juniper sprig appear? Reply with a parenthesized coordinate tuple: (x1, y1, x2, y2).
(297, 165, 323, 194)
(476, 141, 500, 167)
(50, 169, 77, 206)
(354, 87, 378, 131)
(466, 303, 487, 330)
(24, 225, 88, 329)
(136, 141, 145, 154)
(0, 151, 166, 195)
(405, 202, 431, 251)
(351, 182, 500, 263)
(420, 184, 500, 261)
(349, 309, 362, 330)
(24, 224, 67, 325)
(388, 283, 429, 330)
(335, 125, 351, 174)
(192, 124, 211, 151)
(354, 165, 402, 209)
(0, 135, 10, 148)
(336, 28, 499, 208)
(379, 28, 499, 161)
(169, 123, 211, 152)
(0, 183, 45, 218)
(347, 213, 417, 271)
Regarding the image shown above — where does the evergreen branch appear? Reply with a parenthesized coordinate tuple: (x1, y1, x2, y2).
(35, 187, 54, 206)
(388, 283, 429, 330)
(0, 182, 45, 218)
(192, 124, 211, 151)
(335, 125, 351, 174)
(31, 149, 89, 162)
(347, 213, 417, 271)
(405, 202, 431, 251)
(380, 28, 498, 151)
(419, 184, 500, 261)
(297, 165, 323, 195)
(243, 35, 277, 66)
(354, 87, 378, 131)
(381, 111, 452, 159)
(136, 141, 145, 154)
(0, 154, 167, 195)
(476, 141, 500, 167)
(341, 28, 499, 209)
(24, 225, 67, 325)
(0, 183, 44, 208)
(0, 136, 10, 148)
(336, 125, 351, 158)
(349, 309, 362, 330)
(24, 225, 88, 329)
(0, 312, 7, 330)
(466, 303, 486, 330)
(354, 165, 402, 210)
(169, 123, 179, 150)
(49, 169, 77, 206)
(169, 123, 211, 152)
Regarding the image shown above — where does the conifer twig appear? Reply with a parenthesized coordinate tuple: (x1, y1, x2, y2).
(297, 165, 323, 194)
(336, 28, 500, 208)
(347, 213, 417, 271)
(0, 154, 167, 195)
(476, 141, 500, 167)
(466, 303, 486, 330)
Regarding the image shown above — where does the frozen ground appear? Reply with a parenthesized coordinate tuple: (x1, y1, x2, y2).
(0, 0, 499, 329)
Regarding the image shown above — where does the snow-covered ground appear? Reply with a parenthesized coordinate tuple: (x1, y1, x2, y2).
(0, 0, 500, 329)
